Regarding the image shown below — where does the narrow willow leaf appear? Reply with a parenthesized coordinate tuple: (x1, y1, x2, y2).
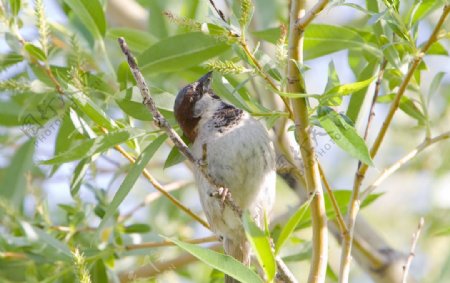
(64, 0, 106, 38)
(98, 134, 167, 229)
(70, 158, 91, 196)
(70, 88, 118, 131)
(321, 76, 375, 105)
(428, 72, 446, 105)
(41, 128, 146, 165)
(243, 212, 276, 281)
(164, 146, 186, 169)
(107, 28, 157, 53)
(139, 32, 229, 74)
(377, 94, 426, 124)
(346, 58, 378, 122)
(9, 0, 21, 16)
(168, 238, 263, 283)
(0, 139, 35, 207)
(296, 190, 382, 229)
(124, 223, 151, 234)
(24, 43, 47, 61)
(275, 195, 314, 254)
(21, 221, 72, 261)
(318, 107, 373, 166)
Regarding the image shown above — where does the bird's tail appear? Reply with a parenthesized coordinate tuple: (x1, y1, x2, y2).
(223, 238, 251, 283)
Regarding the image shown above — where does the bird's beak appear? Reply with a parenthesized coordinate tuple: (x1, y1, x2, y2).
(197, 71, 213, 93)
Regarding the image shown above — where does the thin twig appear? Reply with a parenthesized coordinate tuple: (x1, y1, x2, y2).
(208, 0, 227, 22)
(117, 37, 242, 220)
(276, 257, 299, 283)
(125, 235, 218, 250)
(339, 5, 450, 283)
(295, 0, 330, 31)
(363, 59, 388, 141)
(287, 1, 328, 282)
(402, 217, 425, 283)
(318, 164, 347, 235)
(360, 131, 450, 200)
(112, 142, 210, 229)
(119, 180, 192, 222)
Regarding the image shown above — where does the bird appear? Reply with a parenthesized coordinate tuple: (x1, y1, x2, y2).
(174, 72, 276, 283)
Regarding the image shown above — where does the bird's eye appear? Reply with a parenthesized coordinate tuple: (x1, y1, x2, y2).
(211, 94, 220, 99)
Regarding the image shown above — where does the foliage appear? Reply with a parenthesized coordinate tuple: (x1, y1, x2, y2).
(0, 0, 449, 282)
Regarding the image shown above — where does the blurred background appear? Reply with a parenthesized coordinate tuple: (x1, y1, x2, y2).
(0, 0, 449, 282)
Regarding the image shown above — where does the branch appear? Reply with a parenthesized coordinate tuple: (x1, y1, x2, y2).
(402, 217, 425, 283)
(362, 59, 387, 142)
(117, 38, 243, 222)
(339, 5, 450, 282)
(295, 0, 329, 31)
(360, 131, 450, 200)
(119, 180, 192, 222)
(318, 164, 347, 235)
(287, 1, 328, 282)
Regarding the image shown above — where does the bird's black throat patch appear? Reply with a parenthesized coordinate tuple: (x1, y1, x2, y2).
(212, 102, 244, 132)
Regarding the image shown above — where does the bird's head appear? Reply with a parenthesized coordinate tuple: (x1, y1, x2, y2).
(174, 72, 222, 142)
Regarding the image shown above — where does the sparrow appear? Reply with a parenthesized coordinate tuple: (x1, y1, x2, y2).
(174, 72, 276, 283)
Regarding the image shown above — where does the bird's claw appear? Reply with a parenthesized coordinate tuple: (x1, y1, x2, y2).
(210, 187, 231, 205)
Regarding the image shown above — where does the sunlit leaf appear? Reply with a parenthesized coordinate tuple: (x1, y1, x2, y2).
(41, 128, 147, 165)
(139, 32, 229, 74)
(243, 212, 276, 281)
(318, 106, 373, 166)
(168, 238, 263, 283)
(98, 134, 167, 229)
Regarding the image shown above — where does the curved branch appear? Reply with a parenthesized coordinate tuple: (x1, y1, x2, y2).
(360, 131, 450, 200)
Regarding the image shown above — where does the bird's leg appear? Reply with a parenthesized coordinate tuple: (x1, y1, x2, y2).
(196, 143, 208, 167)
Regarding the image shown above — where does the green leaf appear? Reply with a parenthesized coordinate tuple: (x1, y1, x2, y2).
(428, 72, 446, 105)
(107, 28, 157, 53)
(70, 158, 90, 196)
(9, 0, 21, 16)
(297, 190, 382, 229)
(139, 32, 229, 74)
(321, 76, 375, 105)
(0, 53, 23, 69)
(318, 107, 373, 166)
(0, 139, 35, 208)
(64, 0, 106, 38)
(377, 94, 426, 124)
(24, 43, 47, 61)
(164, 146, 186, 169)
(251, 28, 280, 43)
(70, 88, 118, 131)
(91, 260, 108, 283)
(409, 0, 444, 26)
(275, 195, 314, 254)
(20, 221, 72, 261)
(346, 57, 379, 122)
(243, 212, 276, 282)
(41, 128, 146, 165)
(168, 238, 263, 283)
(99, 134, 167, 229)
(304, 25, 382, 60)
(124, 223, 151, 233)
